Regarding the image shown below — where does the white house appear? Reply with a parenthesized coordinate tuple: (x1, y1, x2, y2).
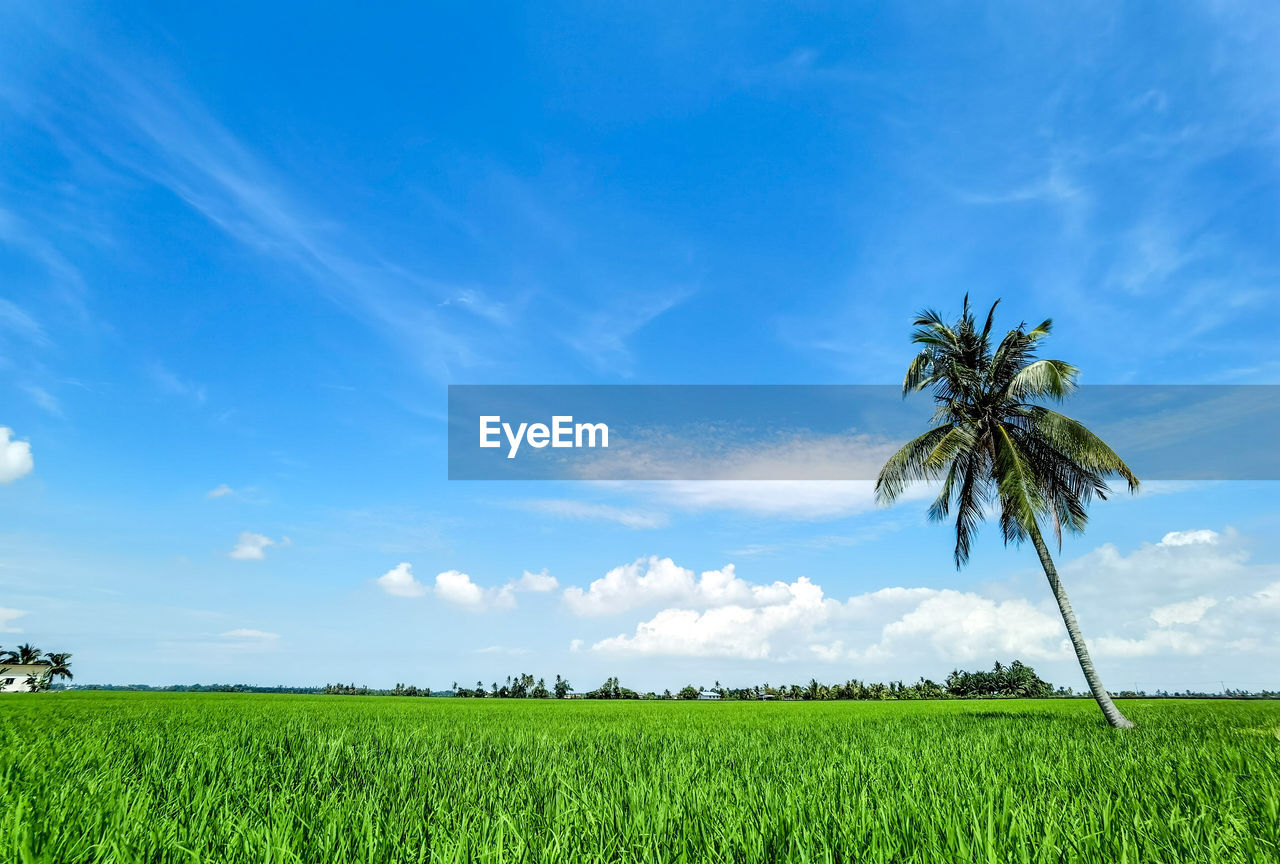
(0, 664, 49, 693)
(697, 689, 721, 700)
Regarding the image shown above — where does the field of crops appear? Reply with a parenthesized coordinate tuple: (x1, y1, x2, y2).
(1, 694, 1277, 863)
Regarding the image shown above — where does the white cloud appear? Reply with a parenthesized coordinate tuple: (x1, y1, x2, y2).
(218, 628, 281, 652)
(1158, 529, 1219, 547)
(515, 569, 559, 592)
(1150, 596, 1216, 627)
(860, 591, 1065, 662)
(0, 428, 34, 484)
(592, 576, 829, 659)
(572, 434, 935, 520)
(516, 499, 668, 529)
(376, 564, 559, 609)
(590, 575, 1068, 663)
(207, 484, 234, 499)
(1058, 528, 1280, 663)
(577, 529, 1280, 671)
(435, 570, 488, 608)
(1063, 528, 1248, 606)
(0, 607, 27, 634)
(376, 562, 428, 598)
(220, 628, 280, 640)
(654, 480, 884, 519)
(229, 532, 284, 560)
(1091, 630, 1208, 658)
(563, 556, 797, 617)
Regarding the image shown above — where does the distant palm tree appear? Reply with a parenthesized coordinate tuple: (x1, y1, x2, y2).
(43, 652, 73, 685)
(876, 297, 1139, 728)
(14, 643, 41, 665)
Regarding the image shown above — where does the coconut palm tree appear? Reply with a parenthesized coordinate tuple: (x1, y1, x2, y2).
(875, 297, 1139, 728)
(14, 643, 41, 665)
(43, 652, 73, 685)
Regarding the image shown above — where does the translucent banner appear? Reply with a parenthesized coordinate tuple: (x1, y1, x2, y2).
(447, 385, 1280, 481)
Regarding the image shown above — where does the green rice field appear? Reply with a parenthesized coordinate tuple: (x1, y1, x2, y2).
(1, 694, 1277, 863)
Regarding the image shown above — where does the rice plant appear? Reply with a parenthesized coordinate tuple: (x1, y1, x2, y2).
(1, 694, 1277, 862)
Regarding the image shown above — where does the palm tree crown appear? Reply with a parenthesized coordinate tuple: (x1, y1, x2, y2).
(876, 296, 1138, 564)
(14, 643, 42, 665)
(43, 652, 73, 682)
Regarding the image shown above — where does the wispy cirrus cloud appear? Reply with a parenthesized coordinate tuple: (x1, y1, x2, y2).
(2, 13, 693, 385)
(229, 532, 289, 561)
(514, 499, 668, 529)
(0, 607, 28, 634)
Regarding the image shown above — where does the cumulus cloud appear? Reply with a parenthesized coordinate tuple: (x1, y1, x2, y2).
(1062, 528, 1247, 607)
(592, 577, 830, 658)
(563, 556, 797, 617)
(207, 484, 234, 499)
(515, 569, 559, 592)
(229, 532, 288, 560)
(1051, 527, 1279, 663)
(376, 564, 558, 609)
(434, 570, 488, 608)
(0, 607, 27, 634)
(578, 529, 1280, 671)
(1091, 630, 1208, 658)
(1150, 596, 1216, 627)
(859, 592, 1065, 662)
(0, 428, 34, 484)
(376, 562, 429, 598)
(1158, 529, 1219, 547)
(590, 574, 1068, 663)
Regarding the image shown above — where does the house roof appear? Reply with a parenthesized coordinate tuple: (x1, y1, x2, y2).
(0, 664, 51, 675)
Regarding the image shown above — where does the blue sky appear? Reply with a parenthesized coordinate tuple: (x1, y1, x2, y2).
(1, 2, 1278, 692)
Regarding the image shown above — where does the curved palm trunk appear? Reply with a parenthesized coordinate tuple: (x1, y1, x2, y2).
(1027, 522, 1135, 729)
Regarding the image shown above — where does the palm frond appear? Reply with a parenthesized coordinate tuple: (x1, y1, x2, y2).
(1025, 407, 1139, 492)
(874, 425, 953, 504)
(992, 424, 1043, 543)
(1005, 358, 1079, 402)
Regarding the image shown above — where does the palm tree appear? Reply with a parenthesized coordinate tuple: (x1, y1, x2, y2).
(15, 643, 41, 665)
(876, 297, 1139, 728)
(43, 653, 73, 685)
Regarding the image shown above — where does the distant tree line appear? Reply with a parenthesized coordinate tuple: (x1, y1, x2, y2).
(322, 682, 432, 697)
(47, 656, 1280, 701)
(451, 674, 572, 698)
(73, 683, 325, 694)
(431, 661, 1058, 701)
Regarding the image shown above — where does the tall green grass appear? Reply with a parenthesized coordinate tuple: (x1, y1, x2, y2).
(1, 694, 1276, 862)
